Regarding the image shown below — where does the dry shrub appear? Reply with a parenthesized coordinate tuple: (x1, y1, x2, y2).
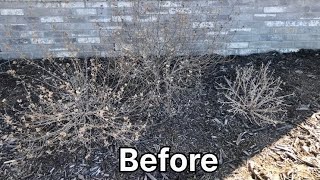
(114, 55, 207, 115)
(110, 3, 230, 113)
(1, 56, 215, 159)
(218, 63, 290, 125)
(1, 57, 156, 158)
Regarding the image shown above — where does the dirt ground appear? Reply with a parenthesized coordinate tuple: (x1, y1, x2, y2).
(0, 49, 319, 179)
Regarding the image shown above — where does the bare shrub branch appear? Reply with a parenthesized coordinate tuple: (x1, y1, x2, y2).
(218, 62, 290, 125)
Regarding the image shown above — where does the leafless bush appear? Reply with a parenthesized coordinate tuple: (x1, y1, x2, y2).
(1, 57, 156, 158)
(109, 1, 231, 113)
(218, 63, 290, 125)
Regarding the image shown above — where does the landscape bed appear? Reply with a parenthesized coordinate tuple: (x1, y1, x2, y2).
(0, 49, 319, 179)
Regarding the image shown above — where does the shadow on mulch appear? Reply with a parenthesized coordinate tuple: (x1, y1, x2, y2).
(0, 49, 319, 179)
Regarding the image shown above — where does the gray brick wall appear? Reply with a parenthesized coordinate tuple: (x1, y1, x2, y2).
(0, 0, 319, 59)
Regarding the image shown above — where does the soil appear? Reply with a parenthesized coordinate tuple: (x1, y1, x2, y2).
(0, 49, 319, 179)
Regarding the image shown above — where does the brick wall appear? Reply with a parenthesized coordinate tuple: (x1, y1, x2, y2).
(0, 0, 319, 59)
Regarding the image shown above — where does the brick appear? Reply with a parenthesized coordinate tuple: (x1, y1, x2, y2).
(96, 8, 113, 16)
(259, 34, 284, 41)
(20, 31, 44, 38)
(300, 17, 320, 20)
(287, 34, 320, 41)
(91, 44, 115, 51)
(253, 14, 277, 20)
(34, 2, 85, 8)
(49, 48, 68, 52)
(294, 41, 320, 48)
(278, 48, 299, 53)
(0, 9, 24, 15)
(264, 7, 286, 13)
(40, 16, 64, 23)
(54, 51, 78, 58)
(265, 21, 285, 27)
(254, 14, 276, 17)
(111, 2, 134, 8)
(112, 16, 133, 22)
(0, 52, 24, 59)
(70, 30, 100, 37)
(192, 22, 215, 28)
(25, 17, 40, 23)
(31, 38, 55, 44)
(229, 28, 252, 32)
(55, 38, 76, 43)
(145, 10, 169, 15)
(61, 2, 85, 8)
(58, 23, 96, 30)
(196, 6, 232, 15)
(64, 17, 87, 23)
(139, 16, 157, 22)
(231, 14, 253, 21)
(77, 37, 100, 44)
(0, 2, 30, 8)
(232, 35, 256, 42)
(86, 2, 109, 8)
(34, 2, 58, 8)
(104, 26, 122, 30)
(286, 20, 320, 26)
(182, 1, 207, 7)
(238, 6, 263, 14)
(8, 38, 31, 44)
(169, 8, 192, 14)
(249, 41, 295, 49)
(249, 41, 273, 48)
(160, 1, 182, 7)
(3, 44, 34, 52)
(43, 31, 67, 38)
(237, 0, 256, 5)
(10, 24, 27, 31)
(228, 42, 249, 48)
(75, 9, 97, 15)
(101, 51, 120, 57)
(271, 41, 295, 48)
(207, 31, 228, 36)
(25, 9, 72, 16)
(237, 49, 258, 55)
(266, 20, 320, 27)
(89, 17, 111, 23)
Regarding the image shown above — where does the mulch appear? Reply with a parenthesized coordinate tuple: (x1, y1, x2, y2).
(0, 49, 319, 179)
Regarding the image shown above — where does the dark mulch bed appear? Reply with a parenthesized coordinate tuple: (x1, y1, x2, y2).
(0, 49, 319, 179)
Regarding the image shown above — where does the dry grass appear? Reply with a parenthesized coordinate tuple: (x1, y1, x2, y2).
(218, 63, 290, 125)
